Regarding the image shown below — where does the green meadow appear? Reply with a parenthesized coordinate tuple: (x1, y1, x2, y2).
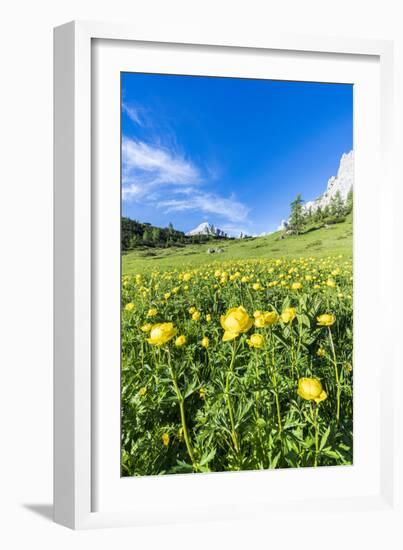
(122, 214, 352, 275)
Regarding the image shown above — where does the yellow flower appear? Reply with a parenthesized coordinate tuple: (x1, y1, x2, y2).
(317, 314, 335, 327)
(162, 433, 170, 446)
(175, 335, 187, 347)
(188, 306, 196, 314)
(220, 306, 253, 341)
(246, 333, 265, 349)
(291, 282, 302, 290)
(164, 292, 171, 300)
(264, 311, 278, 325)
(125, 302, 135, 312)
(254, 311, 278, 328)
(201, 336, 209, 348)
(297, 378, 327, 404)
(138, 386, 147, 396)
(147, 323, 177, 346)
(252, 282, 263, 291)
(192, 311, 201, 321)
(183, 272, 192, 282)
(253, 310, 263, 319)
(316, 347, 326, 357)
(141, 323, 152, 332)
(205, 314, 212, 322)
(281, 307, 296, 323)
(147, 308, 158, 318)
(254, 315, 266, 328)
(326, 278, 336, 288)
(199, 387, 206, 399)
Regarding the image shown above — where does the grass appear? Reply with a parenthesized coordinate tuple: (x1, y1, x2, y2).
(122, 214, 353, 274)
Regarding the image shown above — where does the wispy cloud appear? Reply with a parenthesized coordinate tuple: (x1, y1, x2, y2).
(157, 193, 249, 223)
(122, 138, 199, 183)
(122, 103, 145, 126)
(122, 137, 202, 201)
(122, 131, 251, 226)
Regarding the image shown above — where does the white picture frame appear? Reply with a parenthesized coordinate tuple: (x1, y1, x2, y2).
(54, 20, 401, 535)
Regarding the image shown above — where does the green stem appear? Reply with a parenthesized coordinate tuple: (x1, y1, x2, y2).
(289, 323, 299, 380)
(225, 340, 239, 452)
(328, 327, 340, 422)
(254, 349, 260, 406)
(166, 350, 197, 468)
(312, 403, 319, 467)
(269, 330, 282, 433)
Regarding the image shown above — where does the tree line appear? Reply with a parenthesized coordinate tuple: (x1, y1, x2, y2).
(121, 217, 227, 252)
(288, 189, 353, 235)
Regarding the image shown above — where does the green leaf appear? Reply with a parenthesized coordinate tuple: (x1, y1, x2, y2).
(319, 426, 331, 451)
(270, 451, 282, 469)
(199, 448, 216, 466)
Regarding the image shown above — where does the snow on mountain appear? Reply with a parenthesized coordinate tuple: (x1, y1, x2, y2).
(186, 222, 227, 237)
(303, 150, 354, 213)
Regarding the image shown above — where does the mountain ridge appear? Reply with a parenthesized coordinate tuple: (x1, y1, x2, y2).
(186, 221, 228, 237)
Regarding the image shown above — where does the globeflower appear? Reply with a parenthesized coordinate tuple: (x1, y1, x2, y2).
(317, 314, 335, 327)
(316, 347, 326, 357)
(252, 282, 263, 291)
(147, 308, 158, 318)
(192, 311, 201, 321)
(141, 323, 152, 332)
(281, 307, 296, 323)
(188, 306, 196, 314)
(246, 333, 265, 349)
(297, 378, 327, 404)
(291, 282, 302, 290)
(124, 302, 135, 312)
(147, 323, 177, 346)
(175, 335, 187, 347)
(205, 314, 212, 322)
(201, 336, 209, 348)
(220, 306, 253, 341)
(162, 433, 170, 446)
(254, 311, 278, 328)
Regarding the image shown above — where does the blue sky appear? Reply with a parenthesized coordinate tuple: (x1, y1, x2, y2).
(121, 73, 353, 236)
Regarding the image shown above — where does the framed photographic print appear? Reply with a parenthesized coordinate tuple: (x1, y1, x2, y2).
(119, 72, 354, 477)
(54, 21, 401, 536)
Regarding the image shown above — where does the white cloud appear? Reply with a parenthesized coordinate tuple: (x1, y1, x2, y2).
(122, 137, 200, 192)
(157, 192, 249, 223)
(121, 136, 251, 227)
(122, 103, 144, 126)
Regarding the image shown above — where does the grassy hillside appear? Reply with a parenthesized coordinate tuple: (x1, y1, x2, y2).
(122, 214, 352, 275)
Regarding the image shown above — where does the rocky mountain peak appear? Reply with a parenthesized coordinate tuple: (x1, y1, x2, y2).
(186, 222, 227, 237)
(303, 150, 354, 213)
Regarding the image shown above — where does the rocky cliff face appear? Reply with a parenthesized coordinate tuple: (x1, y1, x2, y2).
(303, 150, 354, 213)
